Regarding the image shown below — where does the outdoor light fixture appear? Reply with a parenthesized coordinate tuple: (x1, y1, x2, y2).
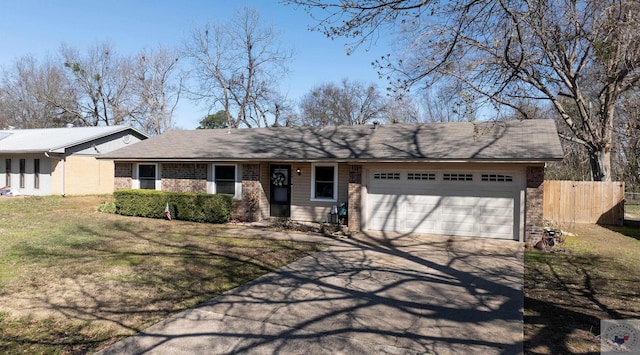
(296, 167, 301, 175)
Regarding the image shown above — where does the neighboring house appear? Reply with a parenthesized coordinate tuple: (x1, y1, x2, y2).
(99, 119, 563, 243)
(0, 126, 148, 196)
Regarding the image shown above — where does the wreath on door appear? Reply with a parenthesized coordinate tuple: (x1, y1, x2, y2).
(271, 172, 286, 187)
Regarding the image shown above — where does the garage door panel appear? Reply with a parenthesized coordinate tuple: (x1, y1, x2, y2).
(405, 220, 438, 233)
(440, 195, 479, 205)
(478, 224, 513, 239)
(476, 200, 513, 216)
(481, 215, 513, 225)
(367, 170, 519, 240)
(370, 220, 402, 231)
(405, 208, 438, 220)
(441, 221, 476, 235)
(405, 199, 440, 211)
(477, 196, 514, 205)
(369, 212, 403, 230)
(369, 195, 403, 208)
(440, 205, 475, 217)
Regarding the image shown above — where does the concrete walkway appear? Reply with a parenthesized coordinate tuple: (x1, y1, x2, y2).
(97, 229, 523, 354)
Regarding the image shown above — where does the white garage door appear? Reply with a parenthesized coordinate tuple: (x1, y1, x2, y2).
(366, 170, 519, 239)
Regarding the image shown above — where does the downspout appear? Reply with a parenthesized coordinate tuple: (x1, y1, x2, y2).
(44, 152, 65, 196)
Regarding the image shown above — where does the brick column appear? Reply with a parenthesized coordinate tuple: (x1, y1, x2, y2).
(526, 166, 545, 244)
(240, 164, 262, 222)
(348, 165, 362, 232)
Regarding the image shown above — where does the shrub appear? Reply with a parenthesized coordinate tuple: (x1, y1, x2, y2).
(113, 190, 232, 223)
(97, 201, 116, 213)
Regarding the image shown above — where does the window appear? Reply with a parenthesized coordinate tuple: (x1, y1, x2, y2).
(5, 159, 10, 187)
(481, 174, 513, 182)
(312, 164, 337, 201)
(373, 172, 400, 180)
(138, 164, 157, 190)
(19, 159, 25, 188)
(443, 173, 473, 181)
(408, 172, 436, 181)
(34, 159, 40, 189)
(214, 165, 236, 195)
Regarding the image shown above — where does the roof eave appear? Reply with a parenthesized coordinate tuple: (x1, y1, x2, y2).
(99, 157, 563, 164)
(48, 126, 149, 152)
(0, 149, 55, 154)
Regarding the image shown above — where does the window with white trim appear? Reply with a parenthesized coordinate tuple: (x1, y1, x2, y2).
(34, 159, 40, 189)
(19, 159, 25, 188)
(214, 165, 236, 195)
(311, 163, 337, 201)
(481, 174, 513, 182)
(443, 173, 473, 181)
(138, 164, 157, 190)
(5, 159, 10, 187)
(407, 172, 435, 181)
(373, 172, 400, 180)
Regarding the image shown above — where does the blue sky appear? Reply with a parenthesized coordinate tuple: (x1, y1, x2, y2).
(0, 1, 392, 129)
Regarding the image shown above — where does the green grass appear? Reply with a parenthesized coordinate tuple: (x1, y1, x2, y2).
(625, 204, 640, 219)
(524, 224, 640, 354)
(0, 195, 324, 354)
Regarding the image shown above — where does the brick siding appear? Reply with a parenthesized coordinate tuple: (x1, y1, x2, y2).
(114, 163, 132, 190)
(526, 166, 545, 244)
(161, 163, 207, 193)
(235, 164, 262, 222)
(348, 165, 362, 232)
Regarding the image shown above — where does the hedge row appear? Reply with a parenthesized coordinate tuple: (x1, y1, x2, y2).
(113, 190, 233, 223)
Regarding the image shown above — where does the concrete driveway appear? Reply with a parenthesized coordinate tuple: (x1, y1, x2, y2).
(97, 231, 523, 354)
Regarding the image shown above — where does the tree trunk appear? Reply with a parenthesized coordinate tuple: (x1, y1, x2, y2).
(587, 145, 612, 182)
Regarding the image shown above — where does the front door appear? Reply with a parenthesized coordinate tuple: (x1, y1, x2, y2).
(270, 165, 291, 217)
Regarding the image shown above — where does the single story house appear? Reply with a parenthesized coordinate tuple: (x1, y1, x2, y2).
(99, 119, 563, 243)
(0, 126, 148, 196)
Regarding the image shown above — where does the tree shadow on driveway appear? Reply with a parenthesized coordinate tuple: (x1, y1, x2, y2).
(97, 230, 524, 355)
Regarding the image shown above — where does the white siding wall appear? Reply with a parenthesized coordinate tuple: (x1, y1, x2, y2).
(289, 162, 349, 223)
(0, 155, 52, 196)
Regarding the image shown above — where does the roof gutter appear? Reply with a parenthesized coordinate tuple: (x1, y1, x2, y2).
(44, 152, 65, 196)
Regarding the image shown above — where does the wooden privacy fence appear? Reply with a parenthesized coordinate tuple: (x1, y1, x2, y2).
(543, 180, 625, 225)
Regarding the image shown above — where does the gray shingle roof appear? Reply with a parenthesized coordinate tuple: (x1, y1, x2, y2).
(0, 126, 147, 153)
(99, 119, 563, 162)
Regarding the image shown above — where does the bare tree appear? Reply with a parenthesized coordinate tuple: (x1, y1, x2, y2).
(0, 55, 77, 128)
(133, 46, 182, 135)
(270, 92, 297, 127)
(183, 7, 293, 128)
(60, 41, 139, 126)
(286, 0, 640, 181)
(421, 85, 479, 123)
(298, 79, 386, 126)
(0, 42, 182, 135)
(385, 92, 420, 123)
(617, 92, 640, 191)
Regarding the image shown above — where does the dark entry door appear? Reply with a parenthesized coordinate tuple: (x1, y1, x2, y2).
(270, 165, 291, 217)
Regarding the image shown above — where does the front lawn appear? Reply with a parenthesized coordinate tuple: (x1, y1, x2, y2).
(524, 223, 640, 354)
(0, 195, 323, 354)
